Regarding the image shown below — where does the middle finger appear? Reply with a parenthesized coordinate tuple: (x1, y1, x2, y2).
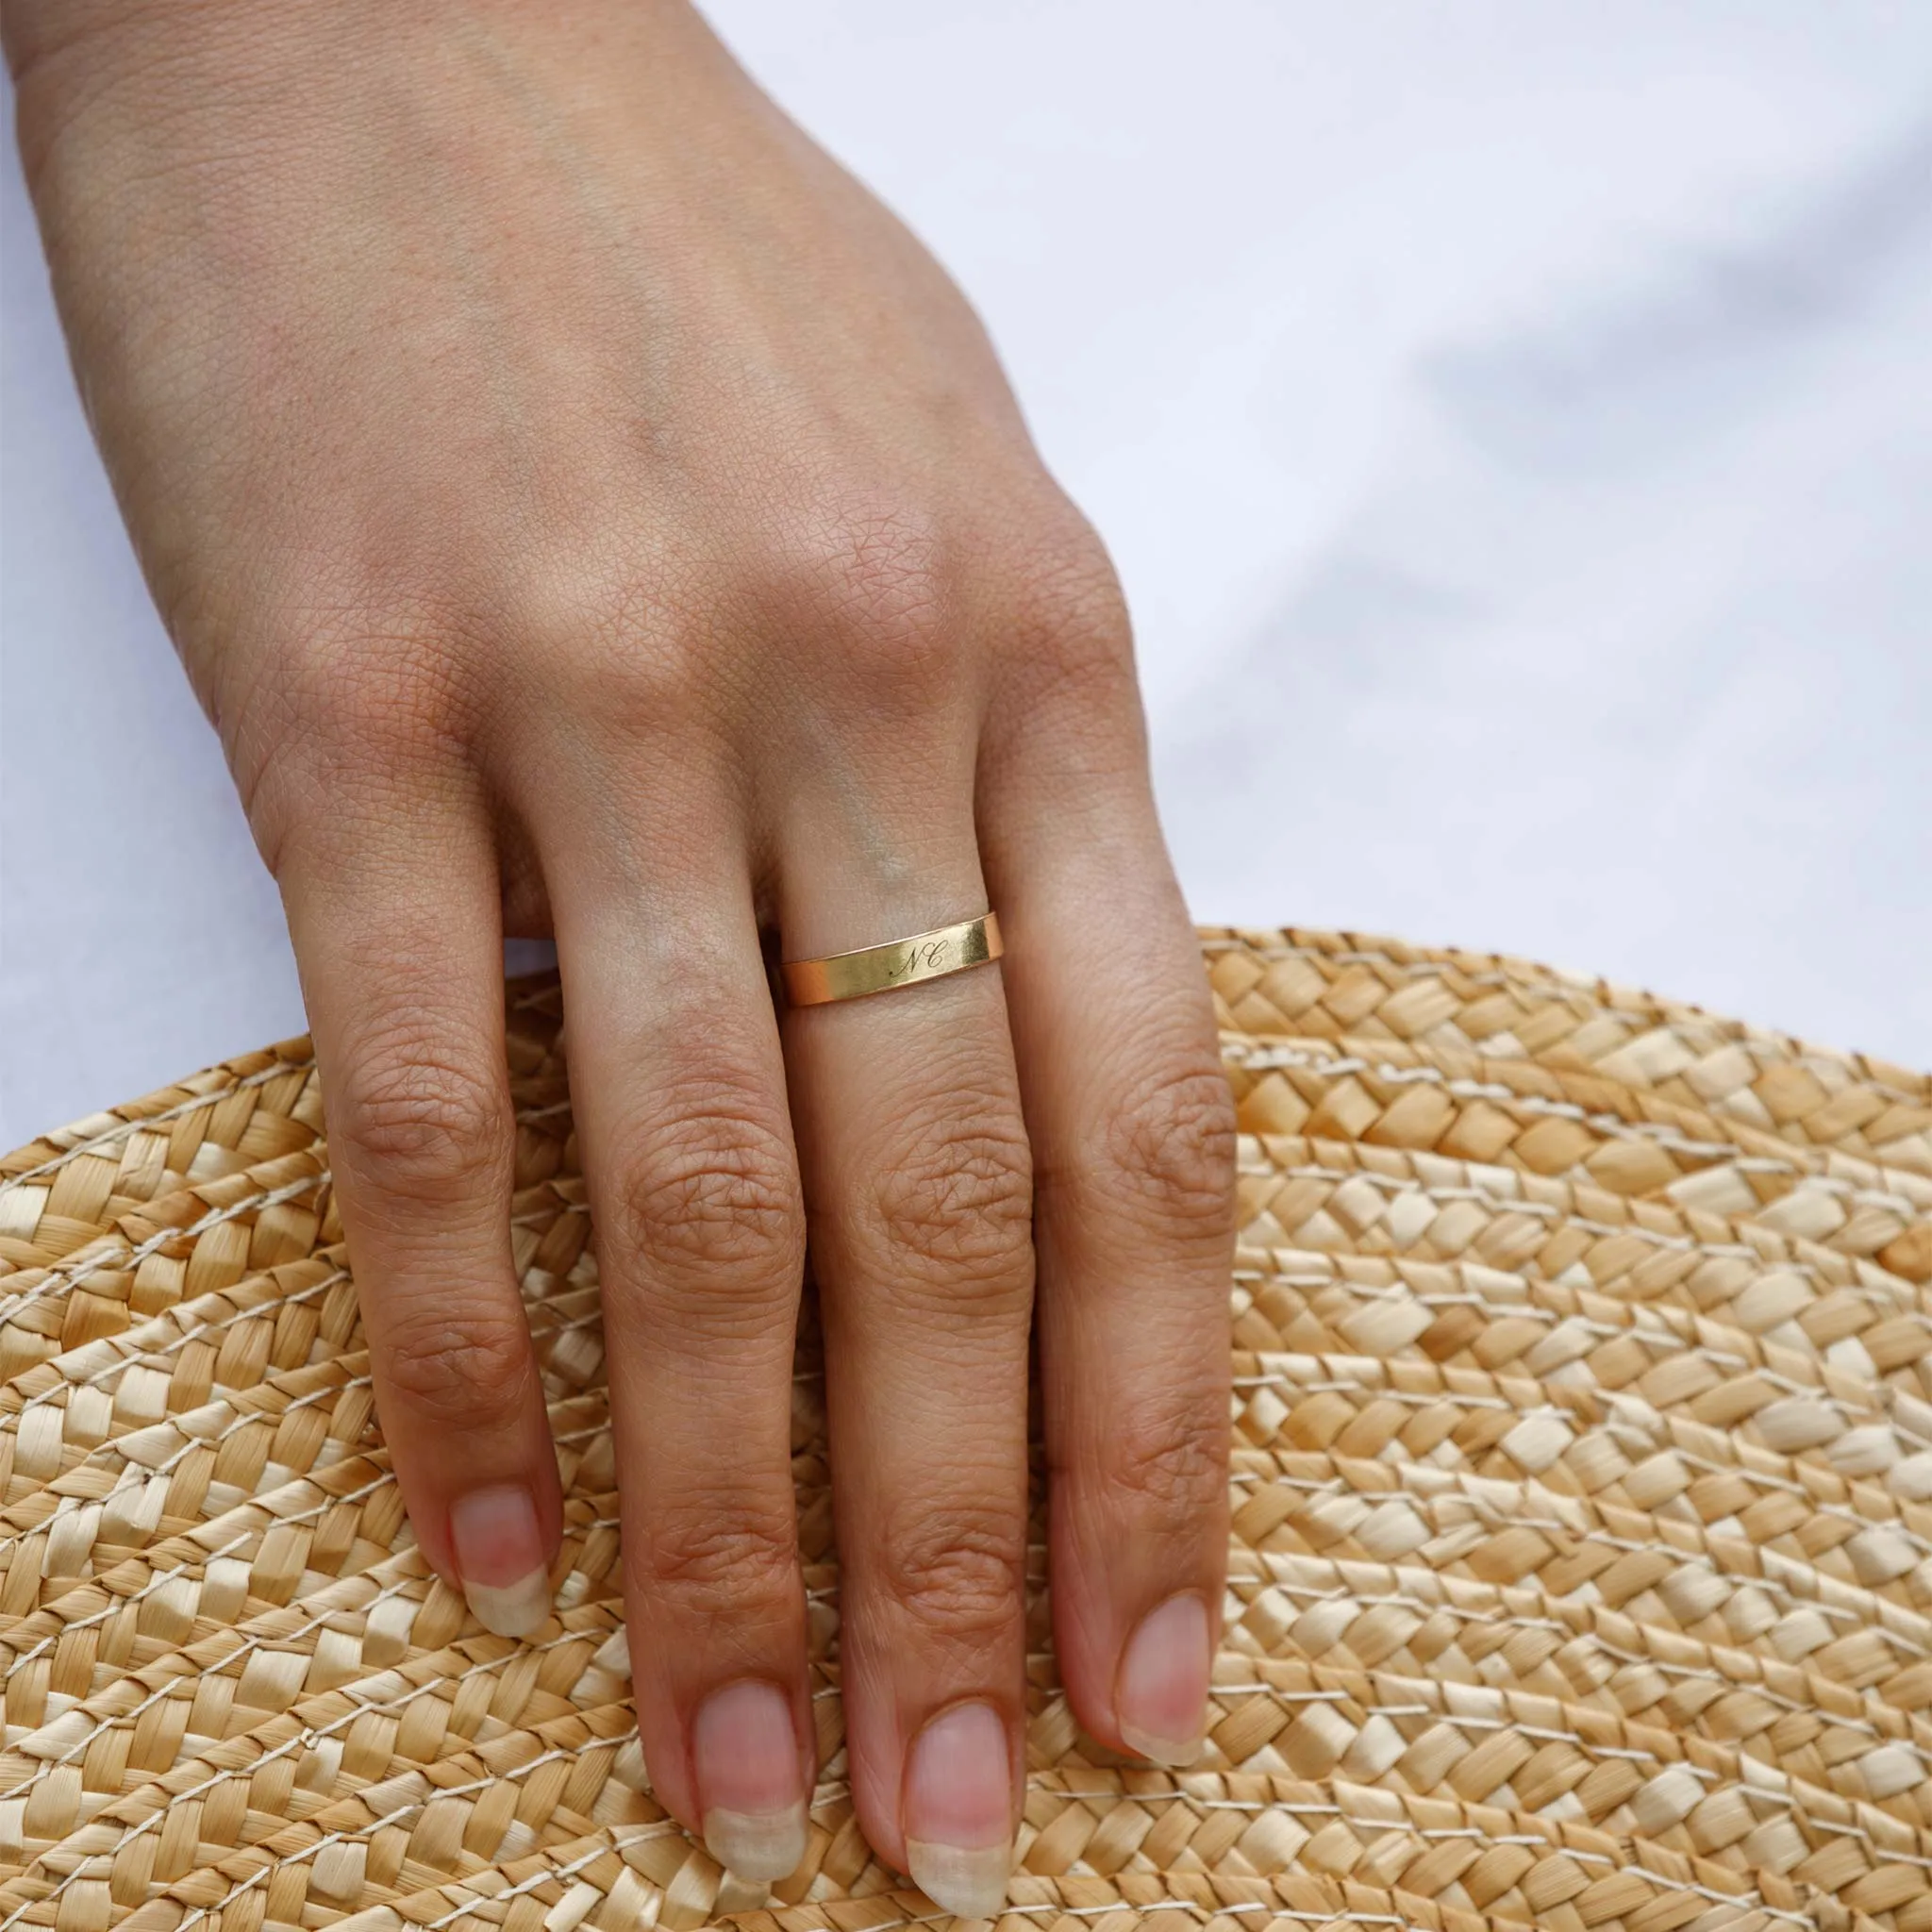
(780, 810, 1034, 1918)
(535, 772, 815, 1882)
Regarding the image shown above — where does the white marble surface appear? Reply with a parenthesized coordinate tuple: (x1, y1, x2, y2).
(4, 1, 1929, 1146)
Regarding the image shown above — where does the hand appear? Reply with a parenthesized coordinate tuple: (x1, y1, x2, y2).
(8, 0, 1235, 1903)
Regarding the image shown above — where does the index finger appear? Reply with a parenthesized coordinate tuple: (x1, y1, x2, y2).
(282, 801, 562, 1636)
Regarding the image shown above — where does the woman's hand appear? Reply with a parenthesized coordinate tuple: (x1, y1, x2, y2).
(8, 0, 1234, 1904)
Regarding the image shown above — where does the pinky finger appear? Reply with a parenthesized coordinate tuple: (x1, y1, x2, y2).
(979, 660, 1236, 1762)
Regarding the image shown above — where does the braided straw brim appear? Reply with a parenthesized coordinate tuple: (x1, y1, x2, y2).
(4, 928, 1930, 1932)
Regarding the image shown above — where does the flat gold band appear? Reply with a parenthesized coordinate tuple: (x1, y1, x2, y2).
(781, 912, 1003, 1007)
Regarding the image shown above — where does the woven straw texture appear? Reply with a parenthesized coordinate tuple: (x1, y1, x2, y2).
(4, 927, 1930, 1932)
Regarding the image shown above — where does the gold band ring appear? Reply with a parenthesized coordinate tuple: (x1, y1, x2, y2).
(781, 911, 1003, 1007)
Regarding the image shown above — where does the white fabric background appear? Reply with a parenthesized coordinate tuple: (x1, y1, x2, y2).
(4, 1, 1928, 1148)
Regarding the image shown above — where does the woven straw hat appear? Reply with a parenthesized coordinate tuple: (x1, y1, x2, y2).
(4, 926, 1930, 1932)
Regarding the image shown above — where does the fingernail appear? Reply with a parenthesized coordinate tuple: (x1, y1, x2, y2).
(903, 1701, 1012, 1920)
(1116, 1591, 1211, 1766)
(449, 1484, 552, 1638)
(694, 1679, 809, 1882)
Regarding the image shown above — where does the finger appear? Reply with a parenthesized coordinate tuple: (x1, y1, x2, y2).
(979, 645, 1236, 1768)
(282, 798, 561, 1640)
(539, 804, 814, 1883)
(779, 824, 1033, 1918)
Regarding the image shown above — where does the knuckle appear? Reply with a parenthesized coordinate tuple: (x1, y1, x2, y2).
(877, 1505, 1026, 1642)
(1100, 1054, 1239, 1236)
(332, 1043, 508, 1206)
(235, 609, 485, 864)
(867, 1099, 1033, 1289)
(1024, 533, 1131, 655)
(976, 510, 1149, 782)
(1002, 515, 1136, 690)
(289, 598, 487, 762)
(604, 1081, 804, 1308)
(309, 646, 465, 756)
(777, 499, 965, 704)
(1104, 1388, 1230, 1524)
(381, 1305, 533, 1427)
(517, 563, 700, 742)
(641, 1504, 799, 1616)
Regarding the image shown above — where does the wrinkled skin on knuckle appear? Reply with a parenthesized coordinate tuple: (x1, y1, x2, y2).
(379, 1304, 535, 1430)
(331, 1043, 510, 1211)
(767, 496, 973, 715)
(507, 554, 713, 752)
(1096, 1383, 1230, 1532)
(973, 516, 1165, 816)
(230, 598, 495, 871)
(551, 640, 695, 757)
(289, 580, 502, 752)
(1097, 1052, 1239, 1242)
(1024, 531, 1131, 659)
(995, 509, 1140, 707)
(872, 1502, 1027, 1648)
(602, 1084, 804, 1317)
(638, 1503, 800, 1621)
(312, 632, 478, 758)
(865, 1095, 1034, 1296)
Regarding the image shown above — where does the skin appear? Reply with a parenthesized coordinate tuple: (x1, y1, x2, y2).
(6, 0, 1235, 1904)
